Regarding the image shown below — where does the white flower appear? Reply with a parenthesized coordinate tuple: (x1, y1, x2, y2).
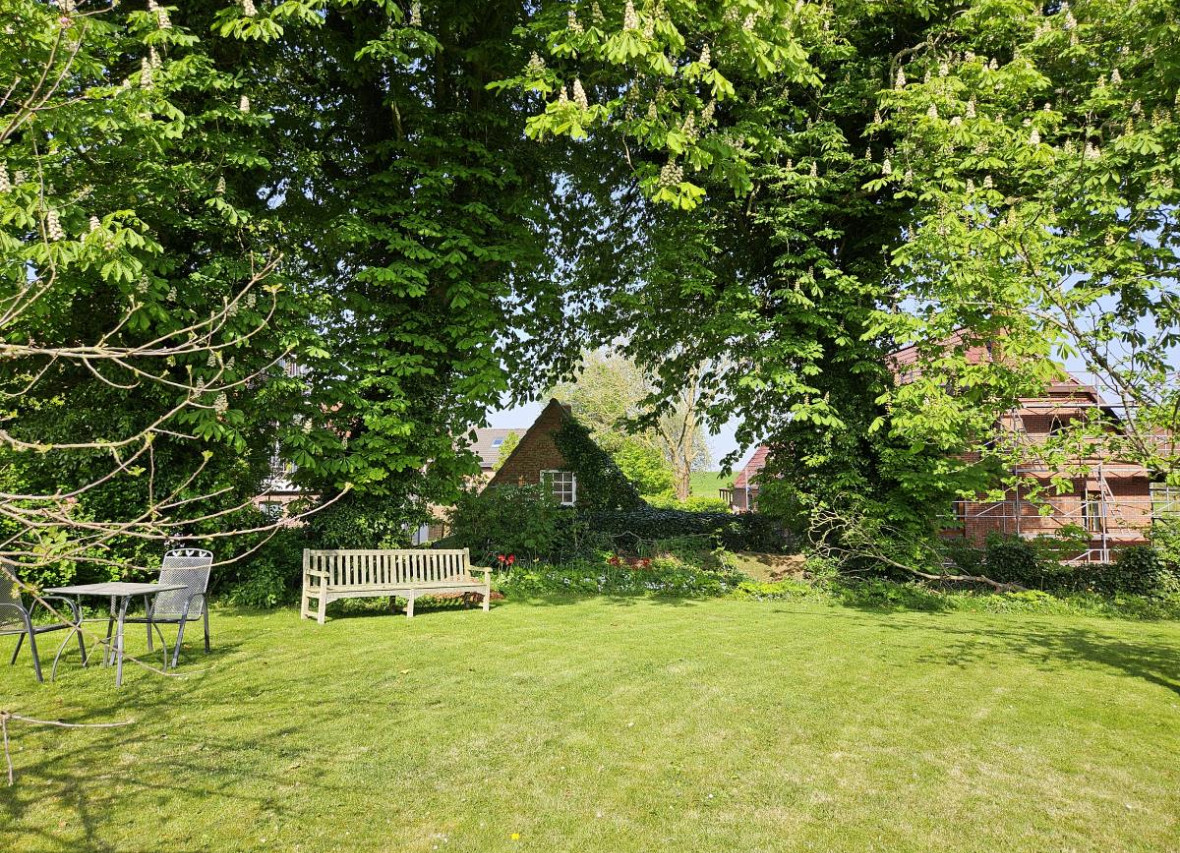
(864, 145, 872, 160)
(149, 47, 161, 69)
(623, 0, 638, 31)
(1084, 141, 1100, 160)
(156, 4, 171, 29)
(46, 209, 65, 241)
(213, 393, 229, 414)
(701, 100, 715, 125)
(926, 104, 938, 119)
(742, 13, 756, 32)
(895, 67, 906, 88)
(881, 158, 892, 176)
(140, 57, 153, 88)
(1110, 68, 1122, 86)
(557, 85, 569, 105)
(681, 110, 696, 140)
(873, 109, 882, 125)
(966, 99, 976, 119)
(939, 61, 949, 78)
(591, 2, 604, 24)
(646, 102, 657, 120)
(572, 79, 589, 110)
(903, 168, 913, 186)
(699, 44, 711, 67)
(14, 170, 26, 185)
(568, 8, 582, 33)
(89, 215, 100, 232)
(167, 286, 178, 301)
(810, 160, 818, 177)
(983, 174, 993, 188)
(216, 176, 226, 194)
(659, 159, 683, 187)
(242, 0, 257, 15)
(0, 163, 9, 193)
(240, 95, 250, 112)
(527, 52, 545, 75)
(949, 115, 962, 126)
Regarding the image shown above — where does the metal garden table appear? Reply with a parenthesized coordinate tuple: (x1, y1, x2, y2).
(45, 582, 186, 687)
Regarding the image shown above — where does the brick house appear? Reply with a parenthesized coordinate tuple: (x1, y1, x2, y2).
(725, 344, 1175, 561)
(484, 399, 585, 505)
(721, 446, 769, 512)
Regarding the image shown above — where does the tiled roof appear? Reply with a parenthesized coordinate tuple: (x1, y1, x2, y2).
(733, 446, 769, 489)
(467, 428, 523, 469)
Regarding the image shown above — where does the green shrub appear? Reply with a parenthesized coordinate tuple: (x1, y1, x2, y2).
(219, 525, 309, 608)
(583, 507, 789, 553)
(983, 534, 1044, 585)
(1150, 518, 1180, 571)
(447, 484, 569, 565)
(498, 557, 746, 597)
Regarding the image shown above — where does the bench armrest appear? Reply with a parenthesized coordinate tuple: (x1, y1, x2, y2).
(305, 569, 330, 579)
(471, 566, 492, 577)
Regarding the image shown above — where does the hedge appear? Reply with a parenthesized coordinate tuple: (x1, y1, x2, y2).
(582, 507, 789, 553)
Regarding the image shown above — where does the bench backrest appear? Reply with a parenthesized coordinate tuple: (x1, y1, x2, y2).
(304, 549, 472, 587)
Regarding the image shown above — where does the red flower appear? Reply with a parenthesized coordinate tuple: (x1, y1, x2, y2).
(608, 555, 622, 567)
(507, 554, 516, 565)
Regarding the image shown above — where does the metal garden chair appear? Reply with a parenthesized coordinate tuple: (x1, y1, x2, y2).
(0, 569, 87, 683)
(123, 548, 213, 668)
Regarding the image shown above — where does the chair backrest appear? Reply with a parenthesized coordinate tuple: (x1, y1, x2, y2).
(153, 548, 213, 618)
(0, 560, 26, 629)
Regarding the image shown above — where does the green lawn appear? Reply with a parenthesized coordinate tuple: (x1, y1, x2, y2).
(690, 470, 732, 497)
(2, 597, 1179, 852)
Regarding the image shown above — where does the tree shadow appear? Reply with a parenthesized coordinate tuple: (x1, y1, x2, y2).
(888, 619, 1180, 696)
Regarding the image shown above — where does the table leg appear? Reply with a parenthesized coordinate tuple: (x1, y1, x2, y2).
(114, 595, 130, 687)
(104, 595, 117, 666)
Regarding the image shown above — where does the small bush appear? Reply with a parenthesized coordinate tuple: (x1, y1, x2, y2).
(447, 484, 569, 565)
(220, 526, 309, 608)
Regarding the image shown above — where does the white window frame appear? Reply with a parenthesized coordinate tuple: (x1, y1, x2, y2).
(542, 470, 577, 506)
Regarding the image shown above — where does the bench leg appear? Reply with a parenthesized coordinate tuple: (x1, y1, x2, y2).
(406, 592, 415, 619)
(483, 581, 491, 612)
(300, 586, 310, 620)
(317, 590, 328, 625)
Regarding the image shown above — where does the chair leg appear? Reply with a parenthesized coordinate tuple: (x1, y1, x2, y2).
(171, 619, 187, 669)
(146, 619, 153, 651)
(76, 624, 88, 666)
(27, 631, 43, 683)
(10, 632, 24, 665)
(203, 609, 210, 653)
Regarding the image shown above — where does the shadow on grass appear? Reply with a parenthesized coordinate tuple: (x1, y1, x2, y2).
(889, 620, 1180, 697)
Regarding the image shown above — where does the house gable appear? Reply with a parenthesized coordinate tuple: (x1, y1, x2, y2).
(486, 399, 576, 492)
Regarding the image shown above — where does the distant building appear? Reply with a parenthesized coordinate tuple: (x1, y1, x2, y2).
(721, 446, 769, 512)
(725, 343, 1176, 562)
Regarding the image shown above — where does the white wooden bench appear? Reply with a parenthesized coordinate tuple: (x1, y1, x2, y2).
(301, 548, 491, 624)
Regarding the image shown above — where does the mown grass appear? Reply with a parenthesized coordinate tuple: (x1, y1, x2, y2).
(2, 596, 1179, 852)
(689, 470, 732, 497)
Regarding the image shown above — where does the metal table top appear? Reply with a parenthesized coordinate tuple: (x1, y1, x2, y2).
(45, 582, 186, 597)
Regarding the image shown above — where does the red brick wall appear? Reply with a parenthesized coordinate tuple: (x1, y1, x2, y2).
(485, 400, 571, 490)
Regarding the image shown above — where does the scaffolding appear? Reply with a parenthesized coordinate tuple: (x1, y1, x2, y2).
(953, 394, 1178, 564)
